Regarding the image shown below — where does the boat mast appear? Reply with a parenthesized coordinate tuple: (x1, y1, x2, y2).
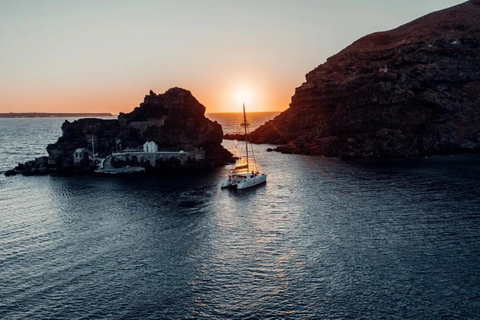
(243, 103, 249, 171)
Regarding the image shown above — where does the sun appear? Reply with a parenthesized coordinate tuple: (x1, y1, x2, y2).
(235, 88, 253, 107)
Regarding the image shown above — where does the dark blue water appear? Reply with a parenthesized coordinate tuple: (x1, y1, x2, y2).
(1, 116, 480, 319)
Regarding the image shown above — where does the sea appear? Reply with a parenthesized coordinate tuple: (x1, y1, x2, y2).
(1, 113, 480, 319)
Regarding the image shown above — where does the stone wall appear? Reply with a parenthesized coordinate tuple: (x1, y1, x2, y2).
(112, 151, 203, 166)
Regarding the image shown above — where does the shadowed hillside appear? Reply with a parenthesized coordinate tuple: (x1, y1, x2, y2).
(248, 0, 480, 159)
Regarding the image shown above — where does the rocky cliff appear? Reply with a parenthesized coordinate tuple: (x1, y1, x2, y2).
(7, 88, 233, 176)
(248, 0, 480, 159)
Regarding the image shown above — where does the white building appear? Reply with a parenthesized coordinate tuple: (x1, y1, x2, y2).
(73, 148, 93, 164)
(143, 141, 159, 153)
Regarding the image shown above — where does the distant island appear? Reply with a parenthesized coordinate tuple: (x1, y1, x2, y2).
(5, 88, 233, 176)
(0, 113, 113, 118)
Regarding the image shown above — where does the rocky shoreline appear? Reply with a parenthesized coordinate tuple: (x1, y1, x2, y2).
(6, 88, 234, 176)
(6, 1, 480, 171)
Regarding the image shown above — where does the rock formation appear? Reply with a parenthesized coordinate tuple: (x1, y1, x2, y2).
(7, 88, 233, 176)
(246, 0, 480, 159)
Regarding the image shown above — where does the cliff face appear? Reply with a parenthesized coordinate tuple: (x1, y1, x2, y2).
(250, 0, 480, 159)
(117, 88, 224, 154)
(9, 88, 232, 176)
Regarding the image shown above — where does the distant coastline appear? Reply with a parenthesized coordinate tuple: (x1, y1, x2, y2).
(0, 112, 280, 118)
(0, 112, 113, 118)
(206, 111, 282, 114)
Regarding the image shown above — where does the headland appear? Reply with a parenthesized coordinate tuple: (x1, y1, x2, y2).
(5, 88, 234, 176)
(238, 0, 480, 159)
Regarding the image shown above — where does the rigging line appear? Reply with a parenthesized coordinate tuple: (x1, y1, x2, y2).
(246, 123, 258, 172)
(243, 103, 249, 171)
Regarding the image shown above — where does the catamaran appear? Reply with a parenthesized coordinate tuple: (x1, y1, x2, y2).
(221, 104, 267, 189)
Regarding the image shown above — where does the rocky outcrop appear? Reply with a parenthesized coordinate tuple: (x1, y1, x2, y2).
(247, 0, 480, 159)
(117, 88, 227, 163)
(7, 88, 233, 176)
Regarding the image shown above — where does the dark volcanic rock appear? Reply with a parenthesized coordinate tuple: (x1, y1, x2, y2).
(47, 118, 120, 168)
(117, 88, 228, 163)
(10, 87, 233, 176)
(248, 0, 480, 159)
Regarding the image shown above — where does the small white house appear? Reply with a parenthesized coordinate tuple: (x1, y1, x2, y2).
(143, 141, 159, 153)
(73, 148, 93, 164)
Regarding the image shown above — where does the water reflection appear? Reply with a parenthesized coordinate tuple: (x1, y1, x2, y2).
(2, 143, 480, 318)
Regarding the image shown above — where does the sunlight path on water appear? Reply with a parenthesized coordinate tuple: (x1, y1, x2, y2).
(1, 118, 480, 318)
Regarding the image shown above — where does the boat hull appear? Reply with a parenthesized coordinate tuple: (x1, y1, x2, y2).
(221, 173, 267, 189)
(237, 173, 267, 189)
(220, 178, 233, 188)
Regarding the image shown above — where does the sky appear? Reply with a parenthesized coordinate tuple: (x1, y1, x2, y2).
(0, 0, 466, 114)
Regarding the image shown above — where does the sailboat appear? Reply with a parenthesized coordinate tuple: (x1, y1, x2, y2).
(221, 104, 267, 189)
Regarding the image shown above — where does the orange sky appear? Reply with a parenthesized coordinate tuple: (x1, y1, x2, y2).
(0, 0, 465, 114)
(0, 75, 294, 114)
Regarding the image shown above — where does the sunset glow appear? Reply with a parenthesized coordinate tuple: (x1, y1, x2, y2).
(2, 0, 479, 318)
(0, 0, 465, 114)
(235, 88, 253, 107)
